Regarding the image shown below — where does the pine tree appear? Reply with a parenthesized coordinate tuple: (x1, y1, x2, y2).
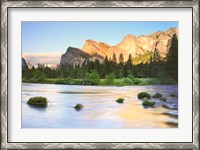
(126, 54, 133, 75)
(119, 53, 124, 64)
(111, 53, 117, 76)
(94, 59, 100, 75)
(166, 34, 178, 81)
(118, 53, 124, 78)
(153, 42, 161, 63)
(149, 56, 153, 77)
(151, 42, 162, 77)
(104, 55, 109, 76)
(112, 53, 117, 63)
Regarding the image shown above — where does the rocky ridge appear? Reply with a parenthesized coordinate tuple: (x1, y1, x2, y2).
(59, 27, 178, 66)
(59, 47, 90, 66)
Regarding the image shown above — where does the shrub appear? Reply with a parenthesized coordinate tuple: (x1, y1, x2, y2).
(142, 100, 155, 107)
(137, 92, 151, 99)
(55, 78, 70, 84)
(160, 97, 167, 101)
(126, 74, 142, 85)
(114, 80, 124, 86)
(133, 78, 141, 85)
(27, 96, 47, 107)
(105, 74, 115, 85)
(152, 93, 163, 98)
(74, 103, 83, 111)
(127, 74, 134, 81)
(116, 98, 124, 103)
(170, 93, 177, 97)
(70, 79, 83, 85)
(85, 71, 100, 85)
(33, 70, 46, 81)
(122, 77, 133, 85)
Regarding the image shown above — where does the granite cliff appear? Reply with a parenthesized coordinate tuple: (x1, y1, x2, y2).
(59, 47, 90, 66)
(22, 57, 28, 70)
(59, 27, 178, 66)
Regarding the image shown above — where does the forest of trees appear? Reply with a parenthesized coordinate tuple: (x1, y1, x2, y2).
(22, 34, 178, 84)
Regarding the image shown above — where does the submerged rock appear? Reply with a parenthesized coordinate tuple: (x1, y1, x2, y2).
(142, 99, 155, 107)
(152, 93, 162, 98)
(116, 98, 124, 103)
(137, 92, 151, 99)
(161, 104, 178, 110)
(27, 96, 47, 107)
(165, 121, 178, 127)
(170, 93, 178, 97)
(159, 97, 167, 101)
(74, 103, 83, 111)
(162, 111, 178, 118)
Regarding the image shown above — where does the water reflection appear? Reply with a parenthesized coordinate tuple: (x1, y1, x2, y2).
(22, 83, 178, 128)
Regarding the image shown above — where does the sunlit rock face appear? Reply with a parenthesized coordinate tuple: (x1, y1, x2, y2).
(117, 34, 141, 57)
(60, 27, 178, 66)
(87, 54, 105, 64)
(22, 57, 28, 70)
(59, 47, 90, 66)
(82, 27, 178, 60)
(82, 39, 110, 56)
(148, 27, 178, 58)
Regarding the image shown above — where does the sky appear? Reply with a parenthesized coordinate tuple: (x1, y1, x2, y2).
(22, 21, 178, 65)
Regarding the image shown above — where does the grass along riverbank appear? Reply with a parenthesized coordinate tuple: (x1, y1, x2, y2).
(22, 77, 177, 86)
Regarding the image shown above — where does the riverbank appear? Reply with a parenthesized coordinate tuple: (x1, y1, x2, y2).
(22, 77, 177, 86)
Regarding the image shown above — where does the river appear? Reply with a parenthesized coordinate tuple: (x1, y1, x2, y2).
(22, 83, 178, 128)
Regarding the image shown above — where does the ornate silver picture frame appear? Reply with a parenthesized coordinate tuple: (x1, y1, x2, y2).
(1, 1, 199, 149)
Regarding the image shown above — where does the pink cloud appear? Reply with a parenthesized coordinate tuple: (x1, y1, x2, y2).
(22, 52, 62, 65)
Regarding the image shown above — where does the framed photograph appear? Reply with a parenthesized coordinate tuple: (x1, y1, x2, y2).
(1, 0, 199, 149)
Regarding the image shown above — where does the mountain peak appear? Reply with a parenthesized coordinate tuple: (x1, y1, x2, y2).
(85, 39, 97, 44)
(67, 46, 81, 52)
(84, 39, 110, 47)
(60, 27, 178, 66)
(123, 34, 136, 40)
(60, 47, 90, 66)
(82, 39, 110, 56)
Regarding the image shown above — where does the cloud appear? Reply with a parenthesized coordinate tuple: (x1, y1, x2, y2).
(22, 52, 62, 65)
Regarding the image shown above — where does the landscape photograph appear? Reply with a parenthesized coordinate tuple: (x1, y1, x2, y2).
(22, 21, 178, 128)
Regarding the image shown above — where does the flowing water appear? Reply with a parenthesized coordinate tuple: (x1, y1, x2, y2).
(22, 83, 178, 128)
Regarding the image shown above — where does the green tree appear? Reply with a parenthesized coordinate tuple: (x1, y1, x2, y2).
(84, 71, 100, 85)
(104, 55, 109, 76)
(119, 53, 124, 64)
(153, 42, 161, 62)
(112, 53, 117, 63)
(126, 53, 133, 76)
(166, 34, 178, 81)
(33, 70, 46, 81)
(105, 73, 115, 85)
(94, 59, 100, 74)
(118, 53, 124, 78)
(110, 53, 117, 76)
(150, 42, 163, 77)
(148, 56, 153, 77)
